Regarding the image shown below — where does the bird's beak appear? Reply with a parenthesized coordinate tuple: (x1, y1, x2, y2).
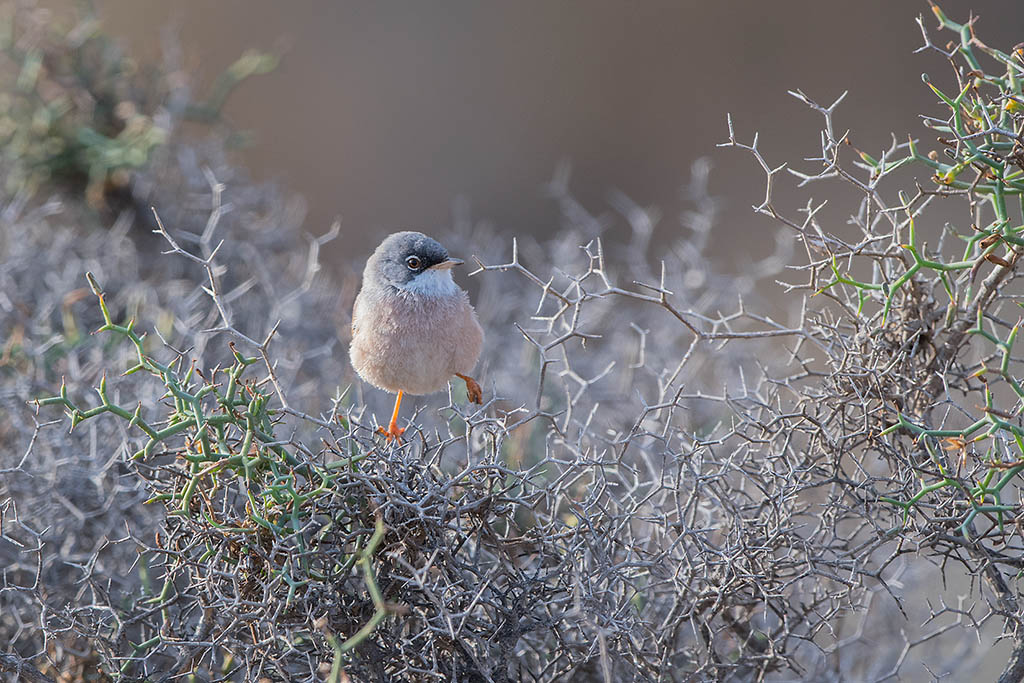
(429, 258, 464, 270)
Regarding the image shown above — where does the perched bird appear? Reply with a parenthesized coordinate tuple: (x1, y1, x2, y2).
(350, 231, 484, 441)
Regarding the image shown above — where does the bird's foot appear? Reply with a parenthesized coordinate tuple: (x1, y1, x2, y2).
(378, 390, 406, 442)
(377, 422, 406, 443)
(456, 373, 483, 404)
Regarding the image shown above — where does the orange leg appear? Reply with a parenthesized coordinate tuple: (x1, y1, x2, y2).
(455, 373, 483, 404)
(377, 390, 406, 442)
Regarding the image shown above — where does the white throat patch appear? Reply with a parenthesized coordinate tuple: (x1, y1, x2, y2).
(402, 267, 459, 297)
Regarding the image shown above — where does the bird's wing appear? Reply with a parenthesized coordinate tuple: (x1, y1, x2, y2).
(350, 294, 361, 338)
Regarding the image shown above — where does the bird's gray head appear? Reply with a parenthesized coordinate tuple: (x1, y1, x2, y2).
(363, 231, 464, 296)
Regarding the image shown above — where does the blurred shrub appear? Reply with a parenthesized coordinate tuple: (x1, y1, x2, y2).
(0, 1, 276, 206)
(6, 3, 1024, 683)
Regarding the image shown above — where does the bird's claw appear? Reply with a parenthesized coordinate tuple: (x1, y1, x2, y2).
(377, 423, 406, 442)
(457, 373, 484, 404)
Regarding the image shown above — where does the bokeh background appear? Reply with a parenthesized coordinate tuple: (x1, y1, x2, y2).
(4, 2, 1024, 679)
(90, 0, 1024, 270)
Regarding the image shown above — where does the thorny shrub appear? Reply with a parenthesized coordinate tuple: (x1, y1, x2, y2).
(5, 3, 1024, 682)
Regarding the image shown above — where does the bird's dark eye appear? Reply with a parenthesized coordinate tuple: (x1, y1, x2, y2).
(405, 255, 422, 270)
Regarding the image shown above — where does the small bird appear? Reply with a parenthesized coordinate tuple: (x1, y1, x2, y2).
(350, 231, 484, 441)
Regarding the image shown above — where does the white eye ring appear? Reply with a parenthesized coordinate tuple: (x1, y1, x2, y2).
(405, 255, 422, 270)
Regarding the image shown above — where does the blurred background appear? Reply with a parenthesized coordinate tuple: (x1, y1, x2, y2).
(4, 4, 1024, 679)
(85, 0, 1024, 269)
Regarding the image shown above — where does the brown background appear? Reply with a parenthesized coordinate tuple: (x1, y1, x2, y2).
(90, 1, 1024, 266)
